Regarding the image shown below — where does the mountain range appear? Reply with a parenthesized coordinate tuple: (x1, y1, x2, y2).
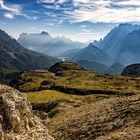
(0, 29, 58, 82)
(94, 23, 140, 65)
(59, 23, 140, 74)
(78, 60, 124, 75)
(71, 43, 114, 66)
(18, 32, 86, 57)
(1, 23, 140, 77)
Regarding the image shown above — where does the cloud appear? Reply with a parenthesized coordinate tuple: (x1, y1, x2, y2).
(37, 0, 69, 4)
(37, 0, 55, 4)
(0, 0, 21, 12)
(2, 0, 140, 23)
(36, 0, 140, 23)
(4, 13, 14, 19)
(0, 0, 21, 19)
(0, 0, 38, 20)
(71, 0, 140, 23)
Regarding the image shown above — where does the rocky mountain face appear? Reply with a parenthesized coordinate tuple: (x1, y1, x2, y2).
(18, 32, 86, 56)
(121, 63, 140, 76)
(95, 23, 140, 58)
(117, 29, 140, 65)
(0, 84, 54, 140)
(92, 23, 140, 66)
(0, 29, 58, 82)
(106, 63, 124, 75)
(77, 60, 109, 74)
(71, 43, 114, 66)
(59, 48, 81, 59)
(77, 60, 124, 75)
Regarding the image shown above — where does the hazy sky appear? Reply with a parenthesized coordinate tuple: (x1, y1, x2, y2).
(0, 0, 140, 42)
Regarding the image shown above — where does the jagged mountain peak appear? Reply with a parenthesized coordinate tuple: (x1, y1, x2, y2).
(18, 31, 86, 57)
(0, 28, 15, 42)
(0, 28, 58, 82)
(87, 43, 95, 47)
(40, 31, 50, 36)
(71, 43, 114, 66)
(94, 23, 140, 59)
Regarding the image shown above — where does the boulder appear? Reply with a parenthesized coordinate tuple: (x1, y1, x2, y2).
(0, 84, 54, 140)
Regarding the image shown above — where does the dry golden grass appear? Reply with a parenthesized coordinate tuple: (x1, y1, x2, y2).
(46, 94, 140, 140)
(14, 69, 140, 95)
(10, 64, 140, 140)
(27, 90, 81, 103)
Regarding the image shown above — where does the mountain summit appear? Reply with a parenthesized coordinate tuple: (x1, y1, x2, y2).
(40, 31, 50, 36)
(0, 28, 58, 80)
(95, 23, 140, 58)
(18, 31, 86, 56)
(72, 43, 114, 65)
(93, 23, 140, 65)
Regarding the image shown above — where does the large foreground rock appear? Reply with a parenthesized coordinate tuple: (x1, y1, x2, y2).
(0, 84, 54, 140)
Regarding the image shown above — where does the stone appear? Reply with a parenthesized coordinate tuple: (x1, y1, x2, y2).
(0, 84, 54, 140)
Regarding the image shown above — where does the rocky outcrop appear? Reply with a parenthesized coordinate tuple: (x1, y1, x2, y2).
(48, 62, 86, 74)
(0, 84, 54, 140)
(121, 64, 140, 76)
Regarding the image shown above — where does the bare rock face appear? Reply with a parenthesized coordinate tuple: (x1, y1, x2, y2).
(0, 84, 54, 140)
(121, 63, 140, 76)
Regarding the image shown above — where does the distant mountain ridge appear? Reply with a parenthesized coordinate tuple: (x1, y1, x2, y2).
(18, 31, 86, 56)
(117, 29, 140, 65)
(0, 28, 58, 82)
(17, 23, 140, 75)
(71, 43, 114, 66)
(94, 23, 140, 58)
(77, 60, 124, 75)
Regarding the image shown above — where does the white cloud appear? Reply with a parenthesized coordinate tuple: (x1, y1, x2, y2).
(4, 13, 14, 19)
(115, 0, 140, 7)
(0, 0, 37, 20)
(37, 0, 55, 3)
(37, 0, 69, 4)
(0, 0, 21, 12)
(37, 0, 140, 23)
(71, 0, 140, 23)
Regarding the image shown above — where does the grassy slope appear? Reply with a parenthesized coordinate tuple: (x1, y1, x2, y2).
(11, 69, 140, 140)
(27, 90, 81, 103)
(13, 69, 140, 95)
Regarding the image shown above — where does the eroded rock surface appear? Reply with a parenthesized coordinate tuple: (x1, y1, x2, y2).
(0, 84, 54, 140)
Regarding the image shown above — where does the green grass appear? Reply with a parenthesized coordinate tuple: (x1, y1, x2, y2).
(10, 63, 140, 140)
(13, 66, 140, 140)
(14, 69, 140, 95)
(27, 90, 81, 103)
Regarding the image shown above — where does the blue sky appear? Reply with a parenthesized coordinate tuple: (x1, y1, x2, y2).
(0, 0, 140, 42)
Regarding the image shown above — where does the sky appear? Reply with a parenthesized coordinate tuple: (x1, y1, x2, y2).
(0, 0, 140, 42)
